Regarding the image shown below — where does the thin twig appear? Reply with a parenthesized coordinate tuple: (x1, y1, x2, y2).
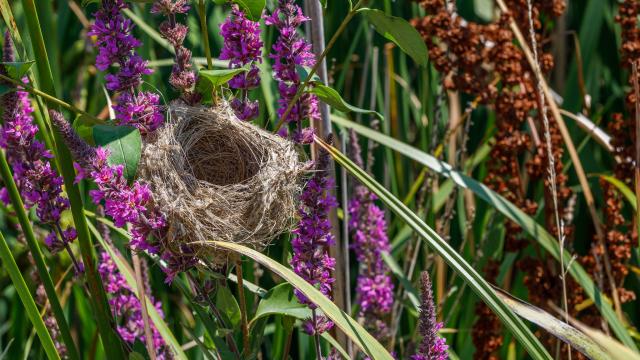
(133, 253, 156, 360)
(524, 1, 571, 358)
(235, 258, 250, 355)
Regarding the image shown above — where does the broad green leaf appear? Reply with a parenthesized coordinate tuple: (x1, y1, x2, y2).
(72, 113, 101, 146)
(494, 289, 611, 360)
(199, 68, 246, 88)
(332, 115, 638, 351)
(250, 283, 312, 327)
(208, 241, 394, 360)
(309, 84, 383, 120)
(358, 9, 428, 67)
(314, 137, 552, 360)
(599, 174, 637, 210)
(232, 0, 265, 21)
(216, 286, 241, 330)
(0, 60, 34, 80)
(93, 125, 142, 183)
(86, 221, 189, 360)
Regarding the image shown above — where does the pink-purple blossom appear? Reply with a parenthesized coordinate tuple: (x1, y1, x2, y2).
(291, 148, 336, 335)
(265, 0, 320, 141)
(98, 250, 170, 358)
(89, 0, 163, 134)
(152, 0, 199, 104)
(220, 5, 263, 120)
(49, 110, 195, 282)
(0, 33, 77, 255)
(413, 271, 448, 360)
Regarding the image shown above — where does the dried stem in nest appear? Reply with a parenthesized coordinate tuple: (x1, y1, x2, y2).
(138, 103, 303, 266)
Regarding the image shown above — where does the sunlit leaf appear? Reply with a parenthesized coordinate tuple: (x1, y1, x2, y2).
(93, 125, 142, 184)
(309, 84, 383, 119)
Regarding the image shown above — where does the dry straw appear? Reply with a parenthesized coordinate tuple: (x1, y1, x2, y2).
(138, 103, 303, 266)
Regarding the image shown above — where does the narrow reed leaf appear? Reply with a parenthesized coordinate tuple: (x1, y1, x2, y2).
(0, 232, 60, 360)
(19, 1, 126, 355)
(315, 136, 553, 360)
(206, 241, 395, 360)
(333, 115, 638, 351)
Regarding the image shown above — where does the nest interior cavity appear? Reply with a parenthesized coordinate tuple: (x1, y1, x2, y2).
(138, 103, 303, 265)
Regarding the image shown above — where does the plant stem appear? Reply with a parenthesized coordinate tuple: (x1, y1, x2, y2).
(0, 151, 77, 360)
(633, 61, 640, 250)
(0, 74, 102, 124)
(235, 258, 250, 355)
(0, 232, 61, 360)
(197, 0, 213, 70)
(20, 0, 125, 356)
(311, 309, 323, 360)
(273, 0, 365, 133)
(133, 253, 157, 360)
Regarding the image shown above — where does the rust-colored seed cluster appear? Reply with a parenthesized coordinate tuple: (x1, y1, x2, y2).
(471, 261, 503, 360)
(412, 0, 574, 356)
(583, 0, 640, 306)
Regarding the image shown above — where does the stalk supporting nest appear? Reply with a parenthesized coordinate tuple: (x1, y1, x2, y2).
(138, 103, 303, 266)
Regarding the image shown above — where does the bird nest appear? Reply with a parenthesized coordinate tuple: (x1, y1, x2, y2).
(138, 103, 303, 266)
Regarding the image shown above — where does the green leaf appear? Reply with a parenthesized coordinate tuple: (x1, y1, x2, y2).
(196, 68, 247, 102)
(208, 242, 394, 360)
(0, 60, 34, 79)
(315, 137, 552, 360)
(86, 221, 189, 360)
(216, 285, 241, 330)
(93, 125, 142, 183)
(358, 9, 428, 67)
(250, 283, 312, 327)
(128, 352, 146, 360)
(232, 0, 265, 21)
(72, 113, 100, 146)
(494, 289, 611, 360)
(310, 84, 383, 119)
(332, 115, 638, 351)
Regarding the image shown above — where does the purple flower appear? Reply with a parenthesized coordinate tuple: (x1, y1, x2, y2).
(89, 0, 163, 134)
(413, 271, 448, 360)
(49, 110, 193, 281)
(220, 5, 263, 120)
(265, 0, 320, 136)
(152, 0, 199, 104)
(98, 250, 170, 358)
(348, 185, 394, 338)
(291, 148, 336, 335)
(0, 34, 76, 254)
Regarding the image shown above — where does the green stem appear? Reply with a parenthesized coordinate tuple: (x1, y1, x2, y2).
(0, 74, 103, 124)
(273, 0, 364, 132)
(197, 0, 213, 70)
(20, 0, 125, 357)
(0, 151, 76, 360)
(0, 232, 61, 360)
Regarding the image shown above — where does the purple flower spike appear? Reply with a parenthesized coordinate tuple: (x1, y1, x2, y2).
(98, 250, 171, 358)
(49, 110, 193, 280)
(265, 0, 320, 138)
(412, 271, 448, 360)
(152, 0, 199, 104)
(220, 5, 263, 120)
(1, 35, 77, 254)
(89, 0, 163, 134)
(291, 146, 337, 335)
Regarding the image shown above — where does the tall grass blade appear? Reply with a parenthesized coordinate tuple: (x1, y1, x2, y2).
(206, 241, 395, 360)
(315, 137, 553, 360)
(0, 232, 60, 360)
(332, 115, 638, 351)
(19, 0, 126, 356)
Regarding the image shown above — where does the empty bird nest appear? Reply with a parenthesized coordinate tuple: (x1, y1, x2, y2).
(138, 103, 303, 266)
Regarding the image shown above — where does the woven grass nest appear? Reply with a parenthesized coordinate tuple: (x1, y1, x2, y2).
(138, 103, 303, 266)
